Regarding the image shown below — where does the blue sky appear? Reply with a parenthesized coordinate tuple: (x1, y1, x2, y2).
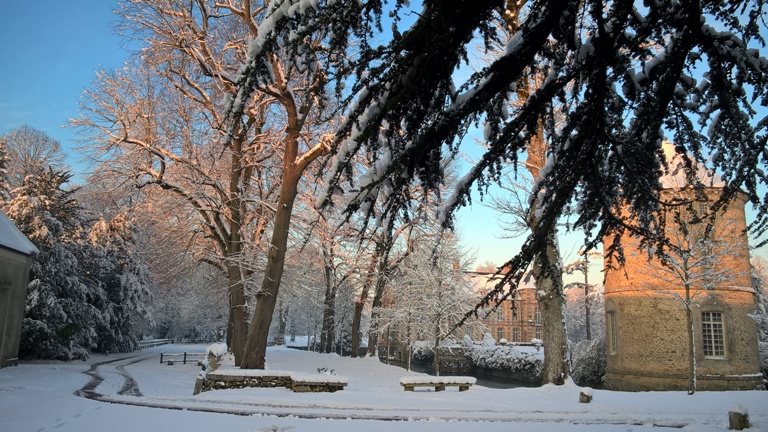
(0, 0, 126, 167)
(0, 1, 605, 283)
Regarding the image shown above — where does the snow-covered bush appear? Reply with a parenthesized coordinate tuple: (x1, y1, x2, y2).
(481, 332, 496, 346)
(468, 345, 542, 378)
(201, 342, 227, 376)
(411, 341, 434, 362)
(461, 334, 473, 348)
(3, 161, 153, 360)
(570, 337, 607, 388)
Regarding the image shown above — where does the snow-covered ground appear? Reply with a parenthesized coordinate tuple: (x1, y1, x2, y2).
(0, 344, 766, 432)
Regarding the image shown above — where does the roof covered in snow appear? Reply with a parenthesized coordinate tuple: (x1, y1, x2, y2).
(467, 271, 536, 296)
(659, 141, 724, 189)
(0, 209, 38, 255)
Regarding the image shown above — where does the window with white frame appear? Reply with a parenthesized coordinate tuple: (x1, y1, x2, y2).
(534, 307, 541, 325)
(535, 326, 542, 340)
(497, 327, 504, 341)
(702, 312, 725, 358)
(511, 307, 518, 321)
(497, 308, 504, 320)
(512, 328, 519, 342)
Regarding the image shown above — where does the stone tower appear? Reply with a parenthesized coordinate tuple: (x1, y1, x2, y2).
(603, 143, 763, 391)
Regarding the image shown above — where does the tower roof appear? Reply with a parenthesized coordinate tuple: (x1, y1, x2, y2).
(659, 141, 724, 189)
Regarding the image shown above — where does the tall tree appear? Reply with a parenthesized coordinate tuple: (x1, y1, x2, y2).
(84, 214, 154, 353)
(0, 125, 65, 188)
(3, 169, 98, 360)
(231, 0, 768, 380)
(72, 0, 340, 365)
(372, 232, 485, 375)
(564, 251, 602, 341)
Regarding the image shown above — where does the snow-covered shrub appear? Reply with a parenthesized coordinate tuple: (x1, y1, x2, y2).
(201, 342, 227, 376)
(468, 345, 542, 378)
(5, 165, 153, 360)
(570, 337, 607, 388)
(411, 341, 434, 362)
(461, 334, 473, 348)
(481, 332, 496, 346)
(206, 342, 228, 357)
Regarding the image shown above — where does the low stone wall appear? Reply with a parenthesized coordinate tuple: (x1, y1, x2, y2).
(193, 369, 348, 395)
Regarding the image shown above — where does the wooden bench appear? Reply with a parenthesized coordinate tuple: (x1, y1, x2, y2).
(400, 376, 477, 392)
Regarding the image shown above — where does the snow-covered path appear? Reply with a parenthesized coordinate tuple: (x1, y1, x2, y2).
(1, 344, 766, 431)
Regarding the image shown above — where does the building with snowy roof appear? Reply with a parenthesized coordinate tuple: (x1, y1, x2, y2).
(0, 209, 38, 367)
(467, 271, 543, 345)
(603, 142, 763, 391)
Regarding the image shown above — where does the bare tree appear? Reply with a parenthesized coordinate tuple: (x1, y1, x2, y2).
(637, 199, 748, 394)
(73, 0, 337, 367)
(373, 232, 485, 375)
(0, 125, 66, 188)
(564, 250, 602, 341)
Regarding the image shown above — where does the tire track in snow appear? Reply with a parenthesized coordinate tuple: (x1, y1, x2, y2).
(74, 353, 153, 400)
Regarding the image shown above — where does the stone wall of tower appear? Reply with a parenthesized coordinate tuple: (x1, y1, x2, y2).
(603, 188, 763, 391)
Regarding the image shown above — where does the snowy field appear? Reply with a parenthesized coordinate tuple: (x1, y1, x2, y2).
(0, 344, 766, 432)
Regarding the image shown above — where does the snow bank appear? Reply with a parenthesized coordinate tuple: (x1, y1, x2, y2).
(205, 342, 228, 357)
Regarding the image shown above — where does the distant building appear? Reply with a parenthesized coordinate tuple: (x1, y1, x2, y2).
(0, 210, 38, 368)
(468, 271, 543, 344)
(603, 143, 763, 391)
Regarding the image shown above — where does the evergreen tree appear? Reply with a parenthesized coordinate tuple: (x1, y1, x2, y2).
(3, 169, 99, 360)
(2, 165, 155, 358)
(85, 214, 153, 353)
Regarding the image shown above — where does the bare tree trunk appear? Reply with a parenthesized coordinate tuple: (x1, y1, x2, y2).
(320, 247, 337, 353)
(275, 301, 287, 345)
(350, 301, 365, 357)
(227, 264, 248, 365)
(241, 170, 300, 369)
(584, 261, 591, 340)
(685, 282, 696, 394)
(351, 248, 378, 357)
(366, 264, 389, 357)
(226, 134, 249, 365)
(531, 228, 570, 385)
(433, 334, 441, 376)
